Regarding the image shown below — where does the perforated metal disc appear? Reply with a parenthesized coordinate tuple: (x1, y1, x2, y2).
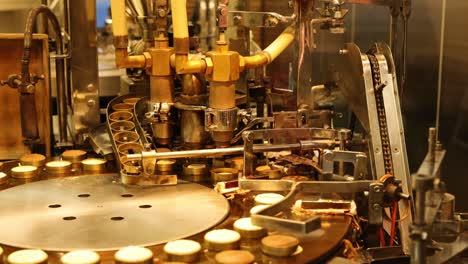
(0, 175, 229, 251)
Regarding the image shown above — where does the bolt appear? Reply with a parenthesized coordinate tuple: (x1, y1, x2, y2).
(87, 99, 96, 107)
(373, 186, 381, 193)
(25, 84, 35, 93)
(158, 8, 166, 17)
(233, 15, 242, 25)
(87, 83, 95, 92)
(421, 231, 428, 240)
(373, 204, 380, 210)
(339, 49, 348, 55)
(324, 151, 334, 161)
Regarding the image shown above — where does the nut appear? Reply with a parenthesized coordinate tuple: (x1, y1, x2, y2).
(205, 51, 240, 82)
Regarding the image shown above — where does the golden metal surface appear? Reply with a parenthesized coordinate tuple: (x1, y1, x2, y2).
(183, 163, 208, 176)
(11, 165, 38, 179)
(117, 143, 144, 157)
(164, 239, 201, 263)
(156, 159, 176, 172)
(113, 131, 140, 145)
(205, 50, 240, 83)
(210, 168, 238, 183)
(61, 250, 100, 264)
(122, 97, 141, 106)
(110, 121, 136, 133)
(82, 158, 107, 172)
(204, 229, 241, 252)
(225, 157, 243, 171)
(20, 153, 46, 167)
(114, 246, 153, 264)
(45, 160, 72, 175)
(260, 234, 299, 257)
(62, 150, 87, 163)
(112, 103, 134, 112)
(215, 250, 255, 264)
(7, 249, 48, 264)
(109, 112, 134, 123)
(150, 76, 174, 103)
(114, 48, 147, 69)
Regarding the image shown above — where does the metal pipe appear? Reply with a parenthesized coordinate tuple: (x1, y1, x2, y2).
(110, 0, 148, 69)
(22, 5, 68, 143)
(127, 143, 302, 161)
(242, 25, 296, 69)
(171, 0, 207, 74)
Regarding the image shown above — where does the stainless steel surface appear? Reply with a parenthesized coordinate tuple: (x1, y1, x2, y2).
(242, 128, 337, 177)
(245, 180, 381, 235)
(181, 110, 208, 147)
(321, 150, 367, 180)
(0, 175, 229, 251)
(69, 0, 100, 143)
(427, 232, 468, 264)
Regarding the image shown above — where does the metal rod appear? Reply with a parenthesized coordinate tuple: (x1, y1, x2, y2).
(435, 0, 447, 142)
(127, 143, 302, 161)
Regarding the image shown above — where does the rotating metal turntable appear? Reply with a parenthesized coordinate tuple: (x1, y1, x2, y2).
(0, 175, 230, 251)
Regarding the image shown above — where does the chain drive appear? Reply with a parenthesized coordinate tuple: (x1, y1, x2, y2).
(367, 52, 394, 175)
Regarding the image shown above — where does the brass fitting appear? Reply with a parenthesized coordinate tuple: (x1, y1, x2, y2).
(148, 46, 173, 77)
(114, 36, 149, 69)
(205, 51, 241, 83)
(115, 48, 148, 69)
(173, 38, 207, 74)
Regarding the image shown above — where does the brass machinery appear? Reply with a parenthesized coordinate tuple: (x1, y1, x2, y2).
(0, 0, 466, 264)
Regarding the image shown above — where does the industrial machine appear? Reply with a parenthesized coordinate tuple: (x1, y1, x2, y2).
(0, 0, 466, 263)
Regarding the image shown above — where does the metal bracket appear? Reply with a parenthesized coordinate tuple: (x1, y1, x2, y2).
(242, 128, 338, 177)
(240, 179, 384, 233)
(145, 102, 173, 122)
(322, 150, 368, 180)
(229, 11, 296, 28)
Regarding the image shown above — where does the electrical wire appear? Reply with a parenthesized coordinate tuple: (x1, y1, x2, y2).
(384, 199, 411, 222)
(379, 227, 386, 247)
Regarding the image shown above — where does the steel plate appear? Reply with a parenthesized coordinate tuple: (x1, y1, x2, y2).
(0, 175, 229, 251)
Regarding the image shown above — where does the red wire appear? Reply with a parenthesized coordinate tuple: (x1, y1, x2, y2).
(389, 201, 398, 246)
(379, 227, 386, 247)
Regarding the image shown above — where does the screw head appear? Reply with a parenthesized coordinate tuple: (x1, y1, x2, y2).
(373, 186, 381, 193)
(87, 99, 96, 107)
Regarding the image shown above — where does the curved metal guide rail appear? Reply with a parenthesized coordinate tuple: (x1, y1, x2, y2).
(106, 95, 177, 185)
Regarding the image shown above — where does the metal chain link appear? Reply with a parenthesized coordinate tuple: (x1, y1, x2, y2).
(367, 52, 394, 175)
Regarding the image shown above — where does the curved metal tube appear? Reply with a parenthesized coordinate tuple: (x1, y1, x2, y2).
(22, 5, 68, 143)
(242, 25, 296, 69)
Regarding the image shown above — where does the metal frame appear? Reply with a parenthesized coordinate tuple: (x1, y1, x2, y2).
(239, 179, 385, 233)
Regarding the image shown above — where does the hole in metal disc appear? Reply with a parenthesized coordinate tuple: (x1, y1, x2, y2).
(139, 205, 152, 209)
(78, 194, 91, 198)
(48, 204, 61, 208)
(63, 216, 76, 221)
(111, 216, 124, 221)
(121, 194, 133, 198)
